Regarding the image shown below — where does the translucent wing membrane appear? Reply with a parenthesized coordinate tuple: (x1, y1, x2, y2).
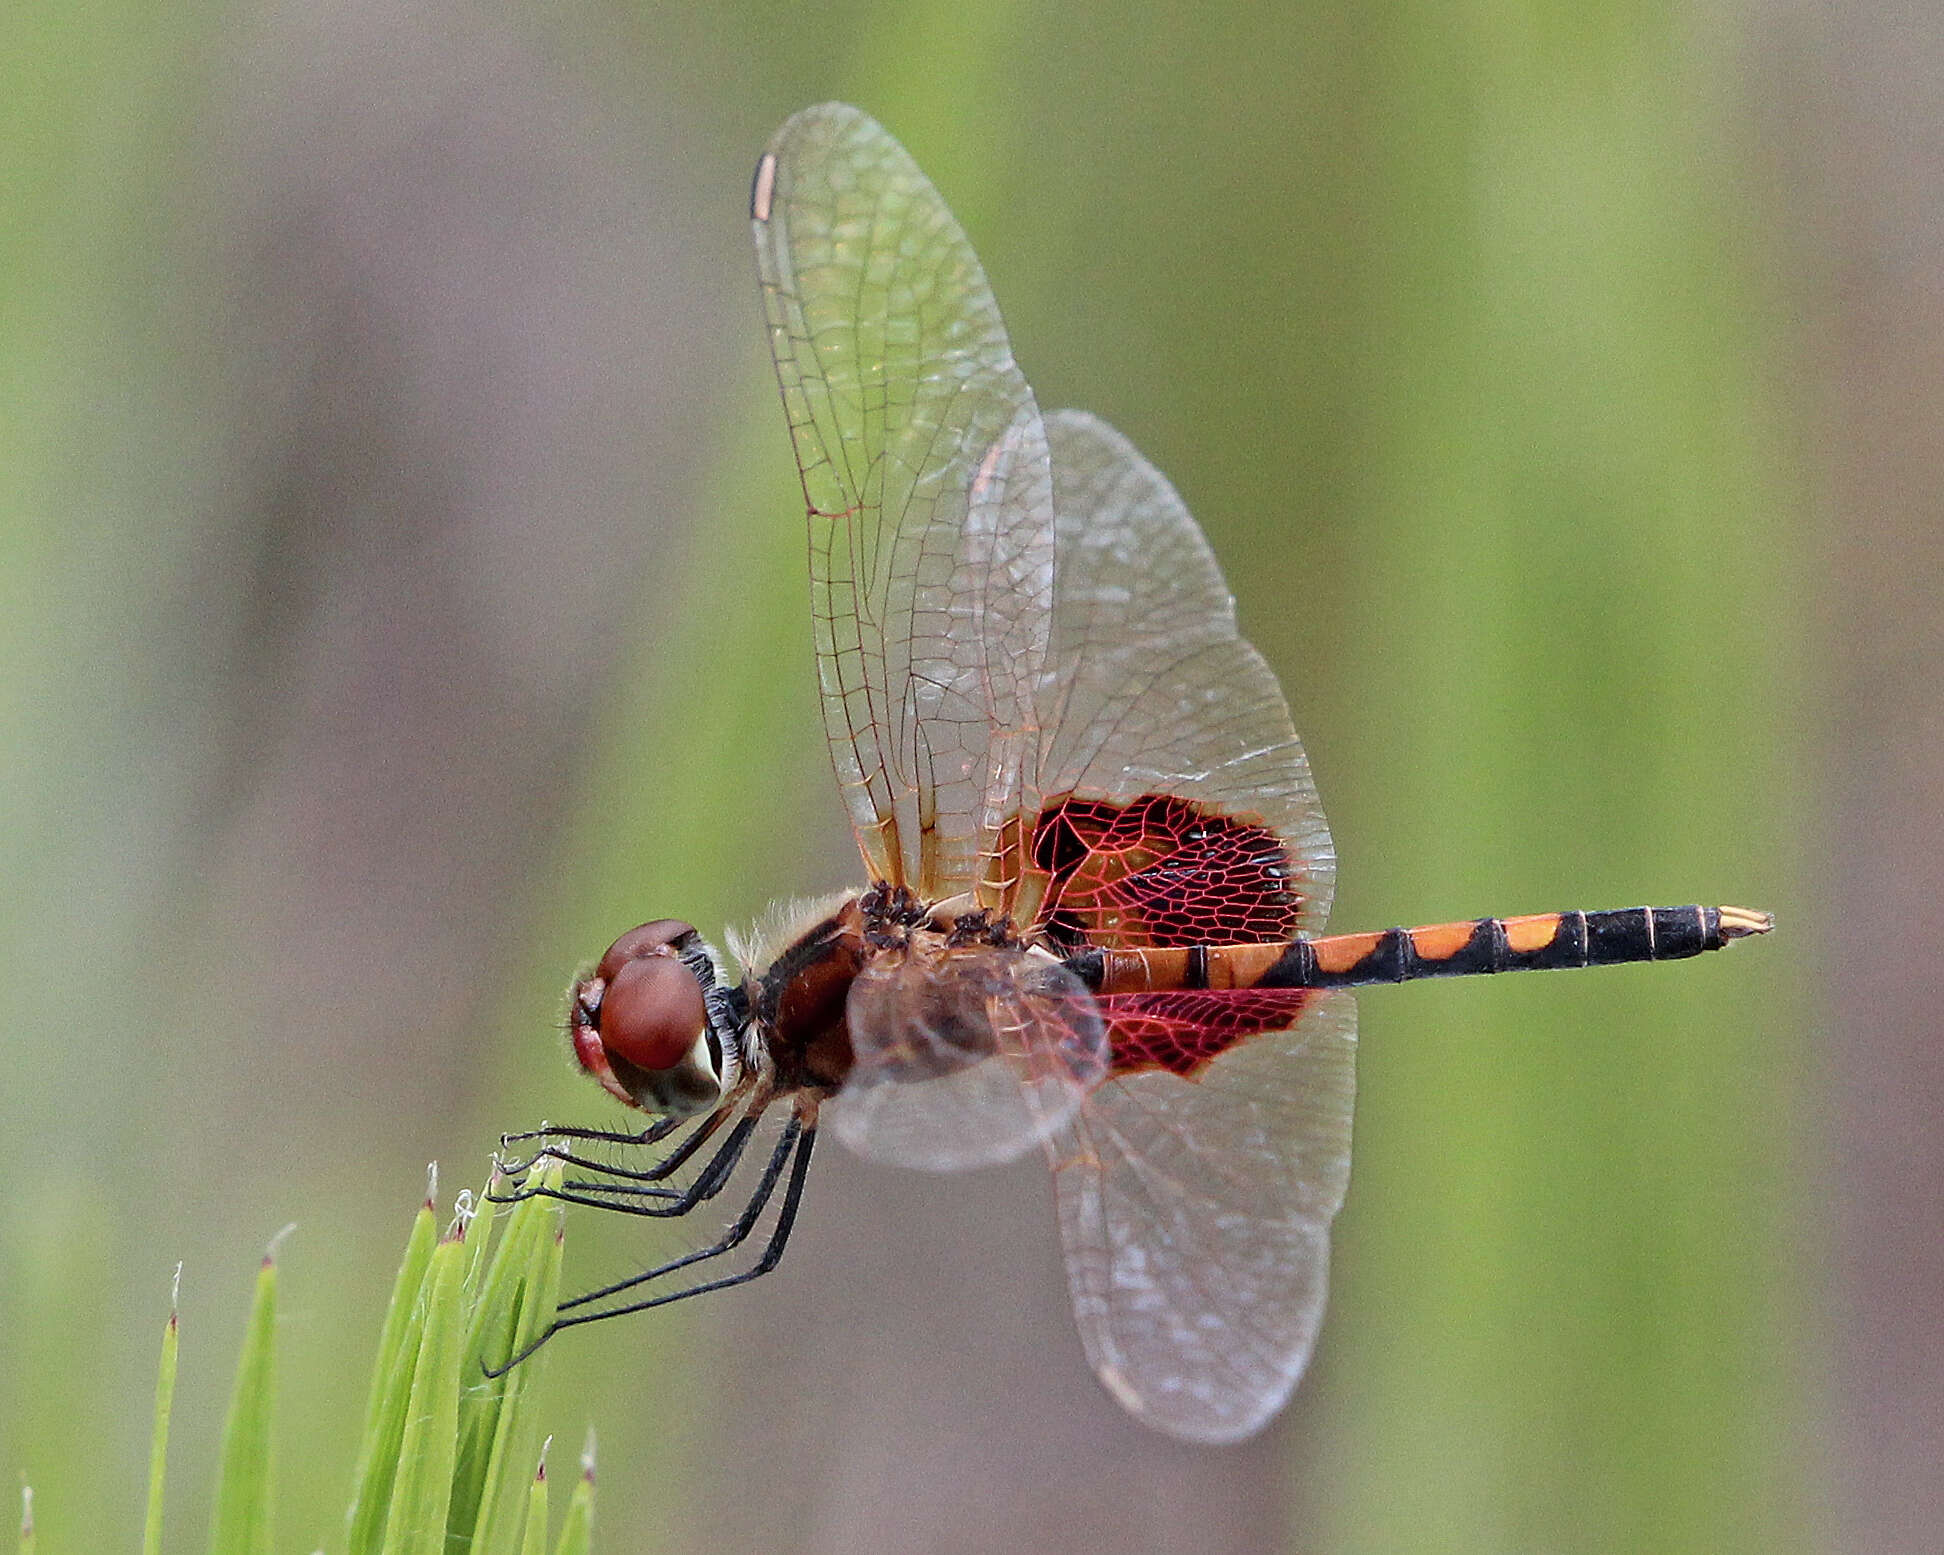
(1050, 991, 1356, 1443)
(831, 948, 1108, 1170)
(1021, 414, 1353, 1440)
(1022, 410, 1334, 938)
(753, 103, 1056, 901)
(1018, 410, 1353, 1430)
(754, 107, 1355, 1444)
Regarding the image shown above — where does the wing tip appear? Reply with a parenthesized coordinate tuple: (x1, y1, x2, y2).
(754, 103, 888, 224)
(1094, 1359, 1147, 1415)
(1098, 1364, 1285, 1446)
(750, 149, 777, 223)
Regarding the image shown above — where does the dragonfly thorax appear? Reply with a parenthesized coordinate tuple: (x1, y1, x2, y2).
(741, 885, 1035, 1099)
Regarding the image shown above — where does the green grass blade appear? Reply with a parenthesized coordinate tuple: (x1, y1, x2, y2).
(458, 1172, 539, 1393)
(6, 1167, 594, 1555)
(549, 1436, 594, 1555)
(143, 1265, 181, 1555)
(447, 1178, 534, 1547)
(465, 1215, 564, 1554)
(503, 1176, 565, 1370)
(517, 1444, 551, 1555)
(461, 1174, 499, 1298)
(206, 1232, 284, 1555)
(343, 1194, 440, 1555)
(365, 1182, 441, 1436)
(376, 1218, 468, 1555)
(454, 1165, 565, 1555)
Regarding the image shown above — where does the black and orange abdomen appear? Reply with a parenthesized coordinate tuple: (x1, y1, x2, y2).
(1066, 905, 1771, 1081)
(1071, 905, 1772, 999)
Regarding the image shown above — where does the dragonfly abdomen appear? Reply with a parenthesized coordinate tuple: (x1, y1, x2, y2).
(1075, 906, 1772, 995)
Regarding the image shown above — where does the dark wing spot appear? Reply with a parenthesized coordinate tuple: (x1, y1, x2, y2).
(1026, 792, 1306, 950)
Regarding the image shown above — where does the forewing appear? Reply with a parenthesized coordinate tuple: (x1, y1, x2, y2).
(1050, 990, 1356, 1443)
(1014, 410, 1333, 939)
(829, 948, 1108, 1172)
(753, 104, 1054, 900)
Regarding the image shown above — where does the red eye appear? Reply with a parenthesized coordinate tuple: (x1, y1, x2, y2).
(599, 953, 706, 1073)
(596, 919, 697, 983)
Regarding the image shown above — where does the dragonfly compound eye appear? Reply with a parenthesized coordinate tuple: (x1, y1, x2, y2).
(600, 953, 708, 1074)
(595, 918, 698, 983)
(568, 919, 723, 1116)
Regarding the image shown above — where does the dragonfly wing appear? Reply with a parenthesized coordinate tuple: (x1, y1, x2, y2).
(1050, 989, 1356, 1443)
(753, 104, 1053, 901)
(830, 947, 1109, 1171)
(1023, 415, 1353, 1436)
(1012, 409, 1333, 941)
(757, 117, 1353, 1440)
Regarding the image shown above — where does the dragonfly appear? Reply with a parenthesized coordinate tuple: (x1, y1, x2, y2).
(493, 102, 1772, 1444)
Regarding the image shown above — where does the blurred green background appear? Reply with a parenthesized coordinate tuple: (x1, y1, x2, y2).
(6, 0, 1933, 1552)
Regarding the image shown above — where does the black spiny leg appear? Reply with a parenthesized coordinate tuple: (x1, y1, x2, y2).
(499, 1112, 686, 1162)
(484, 1117, 817, 1375)
(493, 1110, 734, 1199)
(496, 1114, 763, 1220)
(555, 1115, 803, 1315)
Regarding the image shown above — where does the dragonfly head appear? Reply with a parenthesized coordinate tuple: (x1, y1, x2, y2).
(567, 919, 734, 1117)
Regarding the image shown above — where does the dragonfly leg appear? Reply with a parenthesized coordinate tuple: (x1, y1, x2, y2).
(494, 1110, 729, 1189)
(483, 1120, 816, 1375)
(495, 1113, 686, 1173)
(556, 1115, 803, 1314)
(492, 1115, 760, 1219)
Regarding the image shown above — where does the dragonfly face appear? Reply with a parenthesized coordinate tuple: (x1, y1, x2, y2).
(494, 102, 1772, 1444)
(567, 919, 733, 1117)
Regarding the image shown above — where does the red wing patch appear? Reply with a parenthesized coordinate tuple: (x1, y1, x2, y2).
(1029, 792, 1306, 951)
(1100, 988, 1317, 1079)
